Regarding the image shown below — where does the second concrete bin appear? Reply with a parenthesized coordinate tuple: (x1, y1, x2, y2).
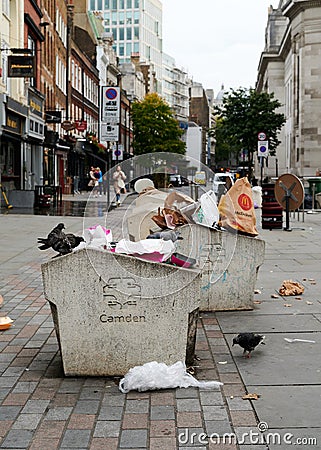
(176, 224, 265, 311)
(42, 248, 201, 376)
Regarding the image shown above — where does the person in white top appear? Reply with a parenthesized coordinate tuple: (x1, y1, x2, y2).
(112, 165, 126, 205)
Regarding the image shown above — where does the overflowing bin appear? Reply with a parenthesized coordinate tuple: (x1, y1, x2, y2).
(42, 248, 201, 376)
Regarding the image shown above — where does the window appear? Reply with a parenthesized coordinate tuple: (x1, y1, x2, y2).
(112, 0, 117, 9)
(89, 0, 95, 10)
(134, 0, 139, 8)
(104, 0, 110, 7)
(119, 11, 124, 24)
(126, 11, 132, 24)
(119, 44, 124, 56)
(112, 12, 117, 25)
(134, 26, 139, 39)
(126, 42, 132, 56)
(133, 42, 139, 53)
(127, 0, 132, 7)
(119, 28, 124, 40)
(119, 0, 124, 8)
(126, 27, 132, 39)
(2, 0, 10, 16)
(112, 28, 117, 40)
(134, 11, 139, 24)
(97, 0, 102, 9)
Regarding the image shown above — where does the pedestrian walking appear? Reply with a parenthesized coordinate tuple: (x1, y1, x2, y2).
(88, 166, 98, 196)
(112, 165, 127, 206)
(95, 167, 103, 197)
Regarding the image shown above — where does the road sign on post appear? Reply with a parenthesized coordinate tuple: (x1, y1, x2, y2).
(258, 131, 267, 141)
(258, 141, 269, 157)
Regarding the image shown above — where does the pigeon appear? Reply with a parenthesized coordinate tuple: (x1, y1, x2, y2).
(65, 233, 85, 249)
(146, 230, 183, 242)
(37, 223, 72, 256)
(232, 332, 265, 358)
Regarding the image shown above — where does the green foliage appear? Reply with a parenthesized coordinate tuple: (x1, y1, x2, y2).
(131, 93, 186, 156)
(212, 88, 286, 166)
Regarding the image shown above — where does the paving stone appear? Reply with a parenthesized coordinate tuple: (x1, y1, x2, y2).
(11, 413, 42, 430)
(176, 398, 201, 412)
(0, 406, 22, 420)
(150, 405, 175, 420)
(150, 419, 176, 437)
(78, 387, 104, 400)
(102, 393, 126, 406)
(12, 382, 38, 394)
(230, 410, 258, 426)
(67, 414, 96, 429)
(205, 420, 234, 437)
(203, 405, 229, 421)
(21, 399, 50, 414)
(2, 393, 31, 406)
(29, 438, 61, 450)
(73, 400, 100, 414)
(199, 391, 224, 406)
(89, 437, 119, 450)
(150, 436, 177, 449)
(60, 429, 91, 448)
(175, 388, 199, 399)
(177, 412, 203, 428)
(125, 399, 149, 414)
(1, 429, 33, 448)
(98, 405, 123, 420)
(44, 406, 73, 421)
(150, 391, 175, 405)
(93, 420, 121, 438)
(119, 429, 148, 448)
(33, 420, 65, 439)
(226, 397, 254, 411)
(122, 413, 148, 429)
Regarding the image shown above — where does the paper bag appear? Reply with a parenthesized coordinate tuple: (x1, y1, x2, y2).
(218, 177, 258, 236)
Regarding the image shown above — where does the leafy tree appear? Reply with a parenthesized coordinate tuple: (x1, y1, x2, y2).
(211, 88, 285, 173)
(131, 93, 186, 156)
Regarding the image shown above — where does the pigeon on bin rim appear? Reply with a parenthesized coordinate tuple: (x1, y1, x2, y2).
(232, 332, 265, 358)
(146, 229, 183, 242)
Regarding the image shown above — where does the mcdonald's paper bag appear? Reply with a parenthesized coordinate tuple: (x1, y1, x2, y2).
(218, 177, 258, 236)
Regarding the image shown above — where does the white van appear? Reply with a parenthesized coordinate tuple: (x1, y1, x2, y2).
(212, 173, 234, 194)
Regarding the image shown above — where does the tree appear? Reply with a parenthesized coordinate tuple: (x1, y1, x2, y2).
(211, 88, 286, 174)
(131, 93, 186, 156)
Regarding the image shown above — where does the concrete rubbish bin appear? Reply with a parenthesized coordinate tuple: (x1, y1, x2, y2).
(176, 224, 265, 311)
(42, 248, 201, 376)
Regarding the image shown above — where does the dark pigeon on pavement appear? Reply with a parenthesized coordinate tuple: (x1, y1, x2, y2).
(232, 332, 265, 358)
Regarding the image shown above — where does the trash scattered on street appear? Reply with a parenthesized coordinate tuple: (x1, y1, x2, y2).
(284, 338, 315, 343)
(271, 294, 279, 298)
(118, 361, 223, 393)
(0, 316, 13, 330)
(279, 280, 304, 296)
(242, 393, 261, 400)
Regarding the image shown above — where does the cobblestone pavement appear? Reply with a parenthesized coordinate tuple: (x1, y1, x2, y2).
(1, 198, 320, 449)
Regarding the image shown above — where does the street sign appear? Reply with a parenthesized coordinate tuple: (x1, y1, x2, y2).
(274, 174, 304, 211)
(100, 124, 119, 142)
(112, 144, 123, 161)
(258, 140, 269, 157)
(101, 86, 120, 124)
(258, 131, 267, 141)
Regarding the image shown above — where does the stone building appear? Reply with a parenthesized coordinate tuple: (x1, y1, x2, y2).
(257, 0, 321, 178)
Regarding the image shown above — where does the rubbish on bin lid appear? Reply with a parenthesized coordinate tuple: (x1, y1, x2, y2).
(218, 177, 259, 237)
(0, 316, 13, 330)
(279, 280, 304, 296)
(84, 225, 112, 250)
(196, 190, 219, 228)
(284, 338, 315, 343)
(114, 238, 175, 263)
(170, 253, 196, 268)
(242, 393, 260, 400)
(146, 229, 182, 242)
(118, 361, 223, 393)
(164, 191, 195, 209)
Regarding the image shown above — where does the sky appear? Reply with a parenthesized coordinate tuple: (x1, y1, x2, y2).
(161, 0, 280, 96)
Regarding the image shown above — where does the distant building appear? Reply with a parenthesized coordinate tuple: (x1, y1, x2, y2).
(88, 0, 162, 94)
(257, 0, 321, 178)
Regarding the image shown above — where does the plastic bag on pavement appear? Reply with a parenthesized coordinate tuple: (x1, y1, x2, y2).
(119, 361, 223, 393)
(114, 238, 175, 262)
(84, 225, 113, 250)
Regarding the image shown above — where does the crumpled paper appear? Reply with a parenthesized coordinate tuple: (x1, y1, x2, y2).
(114, 238, 175, 263)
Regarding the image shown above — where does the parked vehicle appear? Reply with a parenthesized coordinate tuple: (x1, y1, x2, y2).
(194, 171, 207, 186)
(212, 172, 234, 195)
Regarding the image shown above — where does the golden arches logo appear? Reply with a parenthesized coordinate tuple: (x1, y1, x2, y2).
(238, 193, 252, 211)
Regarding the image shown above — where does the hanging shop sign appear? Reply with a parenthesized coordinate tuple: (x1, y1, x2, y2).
(8, 55, 35, 78)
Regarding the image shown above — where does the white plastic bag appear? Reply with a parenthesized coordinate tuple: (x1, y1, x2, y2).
(84, 225, 113, 250)
(192, 190, 219, 228)
(114, 238, 175, 263)
(119, 361, 223, 393)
